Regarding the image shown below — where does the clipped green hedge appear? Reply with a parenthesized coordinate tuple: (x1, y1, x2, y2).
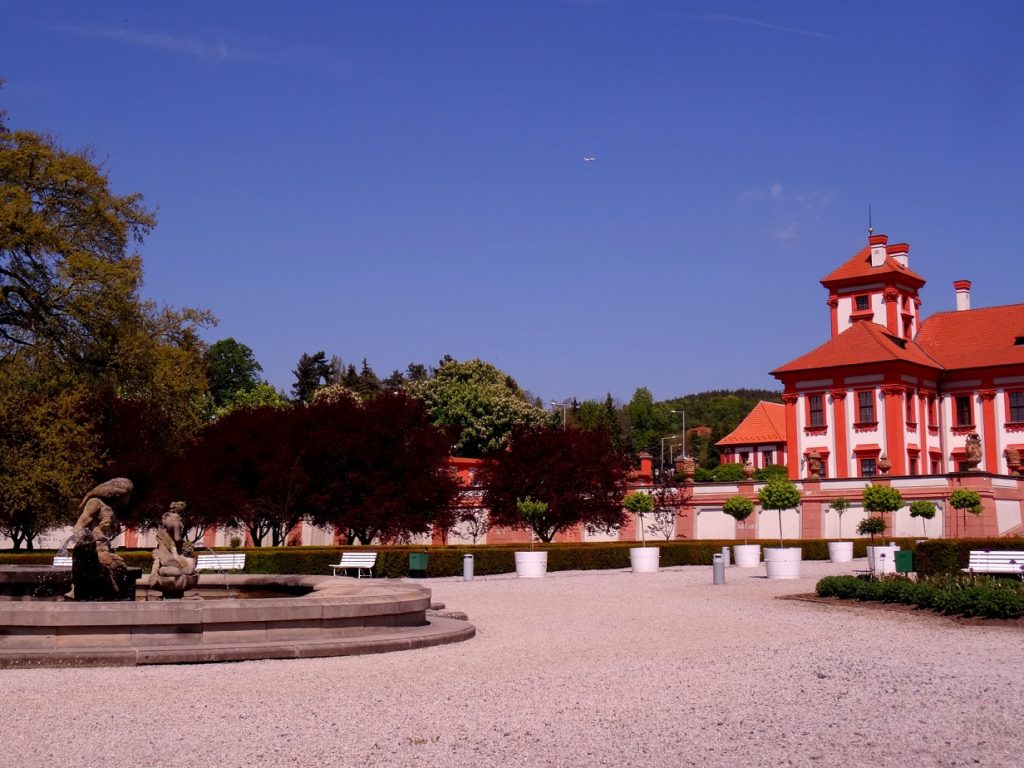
(816, 574, 1024, 619)
(0, 537, 914, 578)
(914, 538, 1024, 577)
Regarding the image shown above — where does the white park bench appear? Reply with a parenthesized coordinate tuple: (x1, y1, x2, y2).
(329, 551, 377, 578)
(963, 550, 1024, 578)
(195, 553, 246, 572)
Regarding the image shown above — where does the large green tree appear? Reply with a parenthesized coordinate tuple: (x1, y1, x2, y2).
(407, 357, 547, 457)
(205, 337, 263, 407)
(0, 378, 99, 549)
(0, 111, 156, 363)
(291, 350, 334, 403)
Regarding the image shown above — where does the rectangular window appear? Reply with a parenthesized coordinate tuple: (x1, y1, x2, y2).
(905, 390, 916, 422)
(1010, 392, 1024, 423)
(931, 459, 942, 474)
(808, 394, 824, 427)
(860, 458, 877, 477)
(928, 396, 937, 427)
(739, 451, 749, 463)
(855, 295, 870, 311)
(857, 391, 875, 423)
(762, 450, 773, 466)
(908, 457, 918, 475)
(955, 395, 973, 426)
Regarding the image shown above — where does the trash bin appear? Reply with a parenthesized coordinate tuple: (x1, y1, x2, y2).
(721, 546, 731, 567)
(895, 549, 913, 574)
(463, 553, 474, 581)
(409, 551, 429, 576)
(713, 553, 726, 585)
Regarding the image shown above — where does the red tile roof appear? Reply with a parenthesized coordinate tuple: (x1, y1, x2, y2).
(772, 321, 940, 375)
(916, 304, 1024, 370)
(821, 245, 925, 286)
(717, 401, 786, 446)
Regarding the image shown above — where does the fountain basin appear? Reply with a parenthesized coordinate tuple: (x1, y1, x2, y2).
(0, 574, 474, 667)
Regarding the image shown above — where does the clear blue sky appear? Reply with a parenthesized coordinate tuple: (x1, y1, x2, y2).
(4, 1, 1023, 404)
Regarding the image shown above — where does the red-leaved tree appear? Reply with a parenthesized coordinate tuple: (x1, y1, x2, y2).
(302, 392, 461, 544)
(478, 425, 630, 542)
(164, 404, 310, 546)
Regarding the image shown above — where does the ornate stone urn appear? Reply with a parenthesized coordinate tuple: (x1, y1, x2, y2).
(806, 450, 822, 479)
(877, 455, 892, 475)
(681, 456, 696, 486)
(742, 459, 755, 480)
(964, 432, 983, 471)
(1006, 448, 1022, 476)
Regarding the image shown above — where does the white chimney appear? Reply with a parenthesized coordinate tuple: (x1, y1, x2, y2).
(888, 242, 909, 269)
(869, 234, 888, 267)
(954, 280, 972, 311)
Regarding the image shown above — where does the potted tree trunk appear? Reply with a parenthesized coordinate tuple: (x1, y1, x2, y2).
(513, 497, 549, 578)
(949, 488, 982, 536)
(862, 484, 903, 575)
(757, 479, 803, 579)
(723, 495, 759, 567)
(623, 491, 659, 573)
(857, 516, 891, 574)
(827, 496, 853, 563)
(909, 500, 937, 539)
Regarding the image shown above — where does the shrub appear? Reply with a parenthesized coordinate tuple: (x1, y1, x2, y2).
(753, 464, 789, 482)
(723, 496, 755, 545)
(712, 463, 747, 482)
(814, 572, 1024, 619)
(694, 468, 715, 483)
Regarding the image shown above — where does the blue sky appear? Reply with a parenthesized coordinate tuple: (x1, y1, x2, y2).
(3, 1, 1023, 404)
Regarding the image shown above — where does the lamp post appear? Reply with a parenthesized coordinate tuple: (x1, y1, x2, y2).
(660, 435, 680, 480)
(550, 400, 571, 428)
(670, 409, 686, 457)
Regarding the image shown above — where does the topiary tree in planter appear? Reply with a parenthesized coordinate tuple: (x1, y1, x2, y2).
(949, 488, 982, 535)
(828, 497, 850, 539)
(862, 484, 904, 545)
(723, 495, 755, 544)
(857, 515, 886, 543)
(757, 479, 802, 548)
(623, 491, 655, 547)
(516, 497, 548, 551)
(908, 500, 937, 538)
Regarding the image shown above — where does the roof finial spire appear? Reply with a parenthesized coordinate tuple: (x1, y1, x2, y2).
(868, 203, 873, 236)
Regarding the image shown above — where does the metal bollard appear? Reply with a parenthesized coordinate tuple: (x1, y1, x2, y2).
(713, 553, 725, 585)
(721, 546, 731, 567)
(463, 553, 474, 581)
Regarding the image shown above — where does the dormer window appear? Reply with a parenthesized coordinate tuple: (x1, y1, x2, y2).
(855, 295, 870, 311)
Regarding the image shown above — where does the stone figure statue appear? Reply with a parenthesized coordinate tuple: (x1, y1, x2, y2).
(71, 478, 134, 601)
(149, 502, 199, 599)
(964, 432, 983, 471)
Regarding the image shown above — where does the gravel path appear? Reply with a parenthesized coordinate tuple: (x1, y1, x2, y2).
(2, 559, 1022, 768)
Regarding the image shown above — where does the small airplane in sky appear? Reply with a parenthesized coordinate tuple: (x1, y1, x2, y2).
(583, 156, 596, 162)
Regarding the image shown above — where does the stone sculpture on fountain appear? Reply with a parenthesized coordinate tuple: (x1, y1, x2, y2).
(70, 478, 137, 600)
(149, 502, 199, 599)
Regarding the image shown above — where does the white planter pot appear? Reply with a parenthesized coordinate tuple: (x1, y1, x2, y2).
(828, 541, 854, 563)
(764, 547, 803, 580)
(629, 546, 660, 573)
(732, 544, 761, 568)
(866, 545, 899, 575)
(514, 551, 548, 579)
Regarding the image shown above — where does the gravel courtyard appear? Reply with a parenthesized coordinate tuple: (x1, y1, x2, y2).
(2, 559, 1021, 768)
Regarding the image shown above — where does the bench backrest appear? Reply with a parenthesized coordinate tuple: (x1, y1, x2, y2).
(967, 550, 1024, 573)
(195, 553, 247, 570)
(338, 552, 377, 566)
